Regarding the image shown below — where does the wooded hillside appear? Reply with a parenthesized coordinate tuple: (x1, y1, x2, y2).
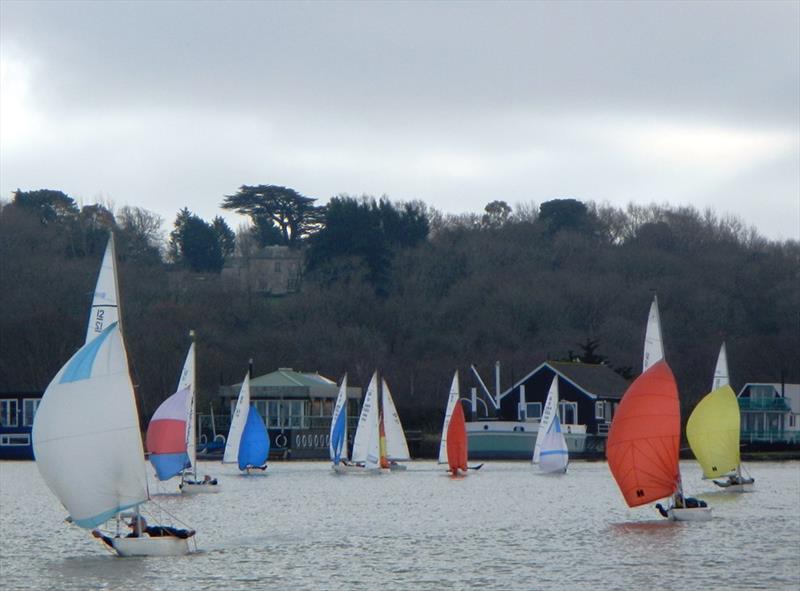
(1, 190, 797, 432)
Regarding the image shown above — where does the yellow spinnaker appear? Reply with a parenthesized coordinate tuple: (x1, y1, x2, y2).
(686, 385, 740, 478)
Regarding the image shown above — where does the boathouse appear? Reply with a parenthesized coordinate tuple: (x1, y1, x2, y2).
(467, 361, 630, 459)
(0, 391, 42, 460)
(218, 369, 362, 459)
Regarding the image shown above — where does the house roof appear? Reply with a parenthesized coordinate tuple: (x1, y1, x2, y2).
(500, 361, 630, 401)
(223, 368, 359, 400)
(249, 368, 336, 389)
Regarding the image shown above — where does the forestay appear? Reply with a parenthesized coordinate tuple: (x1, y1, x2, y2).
(33, 323, 148, 528)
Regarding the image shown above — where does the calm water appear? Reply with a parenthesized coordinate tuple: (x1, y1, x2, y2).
(1, 460, 798, 590)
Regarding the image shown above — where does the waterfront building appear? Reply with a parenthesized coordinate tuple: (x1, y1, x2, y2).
(467, 361, 630, 459)
(217, 369, 362, 459)
(737, 383, 800, 445)
(0, 391, 42, 460)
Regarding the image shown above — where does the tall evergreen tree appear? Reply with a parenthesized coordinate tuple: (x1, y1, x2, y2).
(169, 209, 224, 272)
(221, 184, 323, 247)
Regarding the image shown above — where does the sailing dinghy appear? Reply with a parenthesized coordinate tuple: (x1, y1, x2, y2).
(687, 343, 754, 492)
(33, 236, 194, 556)
(342, 371, 383, 474)
(532, 376, 569, 474)
(380, 378, 410, 471)
(147, 335, 220, 493)
(223, 372, 270, 473)
(438, 371, 482, 473)
(607, 296, 711, 522)
(445, 383, 469, 476)
(330, 375, 352, 473)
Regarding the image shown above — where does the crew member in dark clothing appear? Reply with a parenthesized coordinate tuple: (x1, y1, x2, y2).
(127, 516, 195, 539)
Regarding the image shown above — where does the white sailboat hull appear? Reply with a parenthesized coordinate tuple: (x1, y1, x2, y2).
(111, 536, 190, 556)
(180, 482, 222, 494)
(668, 507, 713, 522)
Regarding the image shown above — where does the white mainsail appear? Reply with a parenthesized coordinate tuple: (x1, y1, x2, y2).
(381, 378, 410, 461)
(532, 376, 559, 464)
(222, 373, 250, 464)
(643, 294, 664, 372)
(351, 372, 380, 468)
(712, 342, 729, 390)
(533, 377, 568, 473)
(329, 375, 349, 462)
(178, 341, 197, 476)
(438, 371, 460, 464)
(85, 236, 120, 345)
(33, 323, 148, 528)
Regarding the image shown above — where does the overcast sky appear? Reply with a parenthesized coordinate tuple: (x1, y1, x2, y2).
(2, 1, 798, 241)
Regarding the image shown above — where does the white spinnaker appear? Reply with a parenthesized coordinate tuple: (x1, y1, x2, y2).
(33, 323, 148, 528)
(223, 373, 250, 464)
(178, 342, 196, 474)
(533, 376, 559, 464)
(85, 236, 120, 345)
(351, 372, 379, 465)
(438, 372, 460, 464)
(712, 342, 729, 390)
(381, 378, 410, 461)
(643, 295, 664, 372)
(329, 375, 349, 462)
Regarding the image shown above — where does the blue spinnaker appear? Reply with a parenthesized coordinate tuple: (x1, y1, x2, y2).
(331, 408, 346, 464)
(238, 406, 269, 470)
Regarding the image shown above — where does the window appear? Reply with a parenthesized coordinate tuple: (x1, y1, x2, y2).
(290, 400, 303, 428)
(790, 414, 796, 428)
(559, 401, 577, 425)
(1, 434, 30, 446)
(268, 401, 279, 428)
(1, 399, 18, 427)
(526, 402, 542, 419)
(253, 400, 267, 424)
(23, 399, 40, 427)
(595, 401, 605, 421)
(751, 385, 775, 401)
(274, 262, 282, 272)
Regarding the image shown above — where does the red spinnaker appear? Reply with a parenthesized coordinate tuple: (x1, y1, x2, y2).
(606, 361, 680, 507)
(447, 402, 468, 474)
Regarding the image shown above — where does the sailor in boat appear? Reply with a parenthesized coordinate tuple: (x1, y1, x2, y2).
(91, 516, 195, 548)
(243, 464, 267, 472)
(655, 493, 708, 518)
(180, 474, 218, 488)
(715, 473, 755, 488)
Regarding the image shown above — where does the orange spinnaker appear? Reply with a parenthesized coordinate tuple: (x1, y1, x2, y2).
(447, 401, 468, 474)
(606, 360, 680, 507)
